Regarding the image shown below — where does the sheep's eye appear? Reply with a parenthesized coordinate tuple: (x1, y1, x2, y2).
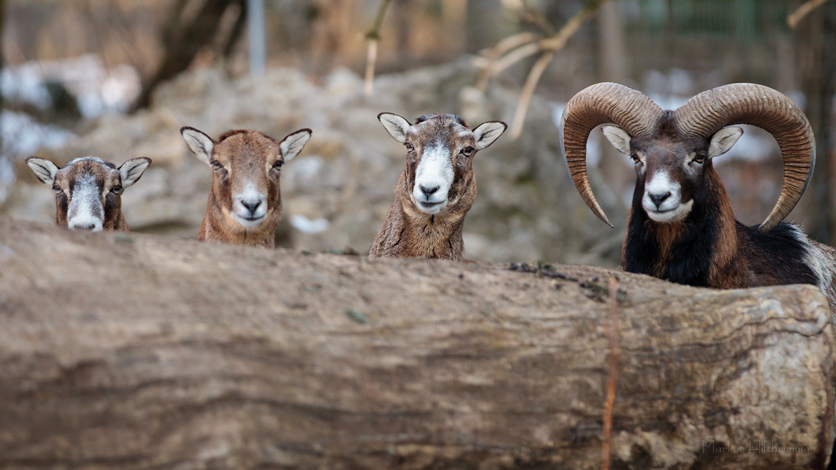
(631, 154, 641, 164)
(273, 160, 284, 169)
(692, 155, 705, 165)
(111, 185, 123, 194)
(52, 184, 61, 193)
(462, 146, 474, 157)
(405, 143, 414, 151)
(210, 161, 223, 170)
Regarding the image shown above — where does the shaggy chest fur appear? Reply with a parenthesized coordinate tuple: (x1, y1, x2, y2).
(370, 198, 465, 260)
(623, 205, 821, 291)
(370, 174, 470, 260)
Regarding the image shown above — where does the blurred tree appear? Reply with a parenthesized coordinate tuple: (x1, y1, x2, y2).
(132, 0, 246, 111)
(0, 0, 4, 162)
(795, 1, 836, 244)
(465, 0, 504, 52)
(595, 0, 633, 209)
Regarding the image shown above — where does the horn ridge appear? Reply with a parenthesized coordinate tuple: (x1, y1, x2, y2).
(674, 83, 815, 232)
(560, 82, 664, 227)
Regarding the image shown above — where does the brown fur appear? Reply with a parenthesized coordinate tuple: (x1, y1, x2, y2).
(196, 130, 289, 248)
(56, 159, 130, 231)
(647, 220, 685, 279)
(370, 114, 485, 261)
(26, 157, 151, 232)
(705, 180, 747, 289)
(370, 173, 472, 260)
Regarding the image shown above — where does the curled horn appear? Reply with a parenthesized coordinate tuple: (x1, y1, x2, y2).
(674, 83, 815, 233)
(560, 83, 664, 227)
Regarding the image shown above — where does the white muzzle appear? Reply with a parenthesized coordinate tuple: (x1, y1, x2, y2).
(67, 176, 104, 231)
(412, 141, 453, 215)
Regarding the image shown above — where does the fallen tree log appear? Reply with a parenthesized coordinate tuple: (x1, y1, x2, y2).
(0, 217, 833, 469)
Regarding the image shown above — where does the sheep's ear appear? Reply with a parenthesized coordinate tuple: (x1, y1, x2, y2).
(180, 126, 215, 165)
(118, 157, 151, 188)
(708, 126, 743, 159)
(378, 113, 411, 143)
(473, 121, 507, 150)
(278, 128, 312, 162)
(601, 125, 632, 156)
(25, 157, 60, 185)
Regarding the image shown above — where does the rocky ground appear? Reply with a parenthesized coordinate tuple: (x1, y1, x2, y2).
(2, 60, 626, 266)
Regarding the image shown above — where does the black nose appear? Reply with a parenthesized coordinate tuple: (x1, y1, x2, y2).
(242, 200, 261, 214)
(420, 185, 439, 197)
(648, 192, 671, 208)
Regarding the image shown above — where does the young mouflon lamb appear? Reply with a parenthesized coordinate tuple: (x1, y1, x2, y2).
(370, 113, 506, 260)
(560, 82, 836, 310)
(181, 126, 312, 247)
(26, 156, 151, 232)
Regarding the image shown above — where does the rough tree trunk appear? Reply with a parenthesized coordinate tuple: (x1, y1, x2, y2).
(0, 217, 834, 469)
(131, 0, 242, 111)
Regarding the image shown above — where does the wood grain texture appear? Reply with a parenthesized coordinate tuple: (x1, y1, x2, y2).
(0, 217, 833, 469)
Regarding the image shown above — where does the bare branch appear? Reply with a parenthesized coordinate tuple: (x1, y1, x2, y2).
(788, 0, 831, 29)
(505, 0, 609, 139)
(475, 33, 540, 91)
(364, 0, 394, 96)
(478, 42, 542, 92)
(508, 50, 555, 140)
(540, 0, 608, 51)
(519, 0, 554, 35)
(483, 32, 541, 59)
(364, 40, 379, 96)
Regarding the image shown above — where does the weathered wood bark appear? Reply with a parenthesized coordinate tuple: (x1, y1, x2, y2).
(0, 217, 834, 469)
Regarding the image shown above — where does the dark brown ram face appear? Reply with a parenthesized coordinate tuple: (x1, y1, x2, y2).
(559, 82, 815, 233)
(601, 116, 743, 223)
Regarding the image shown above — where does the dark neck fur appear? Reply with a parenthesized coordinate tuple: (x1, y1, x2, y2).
(623, 172, 741, 287)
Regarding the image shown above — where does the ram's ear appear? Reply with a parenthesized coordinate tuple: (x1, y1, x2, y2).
(278, 129, 312, 162)
(473, 121, 507, 150)
(118, 157, 151, 188)
(708, 126, 743, 159)
(601, 126, 632, 155)
(180, 126, 215, 165)
(377, 113, 411, 143)
(25, 157, 60, 185)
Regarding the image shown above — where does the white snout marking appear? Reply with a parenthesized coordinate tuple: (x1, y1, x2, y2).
(67, 175, 104, 231)
(233, 182, 268, 228)
(642, 171, 693, 223)
(412, 141, 453, 215)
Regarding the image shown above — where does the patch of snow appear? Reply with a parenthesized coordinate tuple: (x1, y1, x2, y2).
(1, 111, 74, 157)
(290, 214, 329, 234)
(1, 55, 140, 118)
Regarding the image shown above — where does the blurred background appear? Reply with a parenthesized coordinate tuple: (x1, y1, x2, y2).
(1, 0, 834, 267)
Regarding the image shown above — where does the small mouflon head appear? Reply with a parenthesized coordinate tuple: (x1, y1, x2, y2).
(180, 126, 311, 240)
(26, 156, 151, 232)
(377, 112, 506, 218)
